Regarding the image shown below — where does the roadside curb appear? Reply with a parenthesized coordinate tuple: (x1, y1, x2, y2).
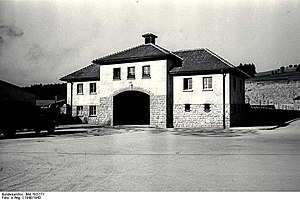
(56, 124, 273, 132)
(230, 126, 277, 131)
(56, 124, 104, 130)
(56, 118, 300, 132)
(230, 117, 300, 131)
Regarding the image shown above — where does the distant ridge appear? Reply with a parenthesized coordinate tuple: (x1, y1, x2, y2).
(247, 64, 300, 81)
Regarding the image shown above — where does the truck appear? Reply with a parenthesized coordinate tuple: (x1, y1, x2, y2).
(0, 80, 57, 138)
(0, 102, 56, 138)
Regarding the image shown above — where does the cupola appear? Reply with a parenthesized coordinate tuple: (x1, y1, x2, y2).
(142, 33, 158, 45)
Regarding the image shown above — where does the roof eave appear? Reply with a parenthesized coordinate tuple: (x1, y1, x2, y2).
(92, 55, 165, 65)
(170, 68, 232, 76)
(60, 77, 100, 82)
(93, 54, 181, 65)
(170, 68, 249, 77)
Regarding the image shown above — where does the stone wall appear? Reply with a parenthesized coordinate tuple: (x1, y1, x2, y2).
(245, 80, 300, 110)
(71, 105, 101, 125)
(96, 93, 168, 128)
(98, 97, 113, 126)
(173, 104, 230, 128)
(150, 95, 167, 127)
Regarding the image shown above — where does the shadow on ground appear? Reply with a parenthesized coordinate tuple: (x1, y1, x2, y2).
(0, 130, 90, 140)
(87, 126, 259, 138)
(239, 107, 300, 127)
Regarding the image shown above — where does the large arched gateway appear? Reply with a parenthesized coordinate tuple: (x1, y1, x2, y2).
(113, 91, 150, 125)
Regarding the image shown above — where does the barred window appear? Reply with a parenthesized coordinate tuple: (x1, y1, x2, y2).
(89, 106, 96, 116)
(90, 83, 96, 94)
(203, 77, 212, 90)
(183, 78, 192, 90)
(127, 67, 135, 79)
(204, 104, 211, 112)
(113, 68, 121, 80)
(77, 106, 83, 116)
(185, 104, 191, 112)
(142, 65, 151, 78)
(77, 83, 83, 94)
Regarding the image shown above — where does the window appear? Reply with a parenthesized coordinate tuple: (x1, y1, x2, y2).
(77, 83, 83, 94)
(233, 77, 236, 91)
(203, 77, 212, 90)
(183, 78, 192, 91)
(142, 65, 151, 78)
(239, 80, 243, 92)
(127, 67, 135, 79)
(76, 106, 83, 116)
(89, 106, 96, 116)
(185, 104, 191, 112)
(90, 83, 96, 94)
(204, 104, 211, 112)
(113, 68, 121, 80)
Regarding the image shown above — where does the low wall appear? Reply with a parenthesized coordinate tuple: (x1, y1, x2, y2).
(245, 80, 300, 110)
(243, 105, 300, 126)
(173, 104, 230, 128)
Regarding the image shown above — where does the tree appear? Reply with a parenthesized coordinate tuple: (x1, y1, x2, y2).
(23, 83, 66, 100)
(237, 63, 257, 77)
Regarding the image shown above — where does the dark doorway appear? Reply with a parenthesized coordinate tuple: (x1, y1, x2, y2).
(113, 91, 150, 125)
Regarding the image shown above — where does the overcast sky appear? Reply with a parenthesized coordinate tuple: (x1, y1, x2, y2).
(0, 0, 299, 86)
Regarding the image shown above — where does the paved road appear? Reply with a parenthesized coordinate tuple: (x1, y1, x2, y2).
(0, 121, 300, 191)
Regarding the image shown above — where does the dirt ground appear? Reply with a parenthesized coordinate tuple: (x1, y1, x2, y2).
(1, 120, 300, 191)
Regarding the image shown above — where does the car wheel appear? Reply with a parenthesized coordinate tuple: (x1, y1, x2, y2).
(34, 128, 41, 134)
(3, 128, 16, 138)
(47, 121, 55, 134)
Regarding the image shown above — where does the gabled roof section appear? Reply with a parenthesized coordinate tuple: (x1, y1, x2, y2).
(294, 96, 300, 101)
(60, 63, 100, 82)
(170, 48, 249, 77)
(92, 43, 182, 65)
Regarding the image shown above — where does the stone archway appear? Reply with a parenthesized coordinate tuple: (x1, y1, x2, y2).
(113, 91, 150, 125)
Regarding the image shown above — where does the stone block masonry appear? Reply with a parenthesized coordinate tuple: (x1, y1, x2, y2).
(72, 105, 101, 124)
(245, 80, 300, 110)
(96, 94, 168, 128)
(98, 97, 113, 126)
(173, 104, 230, 128)
(72, 98, 234, 128)
(150, 95, 167, 127)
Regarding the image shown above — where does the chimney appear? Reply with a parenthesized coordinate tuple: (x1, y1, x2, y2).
(142, 33, 158, 45)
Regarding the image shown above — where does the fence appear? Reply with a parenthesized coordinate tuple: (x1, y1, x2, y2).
(241, 104, 300, 126)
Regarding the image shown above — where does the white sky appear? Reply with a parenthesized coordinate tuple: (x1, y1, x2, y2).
(0, 0, 299, 86)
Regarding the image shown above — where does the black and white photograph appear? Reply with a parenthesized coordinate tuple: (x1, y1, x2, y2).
(0, 0, 300, 198)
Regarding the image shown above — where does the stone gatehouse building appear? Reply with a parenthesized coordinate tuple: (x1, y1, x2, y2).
(61, 33, 249, 128)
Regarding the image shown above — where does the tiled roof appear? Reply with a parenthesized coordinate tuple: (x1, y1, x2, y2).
(92, 43, 182, 65)
(170, 48, 247, 76)
(36, 99, 66, 107)
(61, 45, 249, 82)
(60, 64, 100, 82)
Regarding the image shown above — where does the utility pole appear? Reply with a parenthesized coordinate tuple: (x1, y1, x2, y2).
(221, 69, 226, 129)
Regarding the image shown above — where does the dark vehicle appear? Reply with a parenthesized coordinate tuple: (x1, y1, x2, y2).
(0, 102, 56, 138)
